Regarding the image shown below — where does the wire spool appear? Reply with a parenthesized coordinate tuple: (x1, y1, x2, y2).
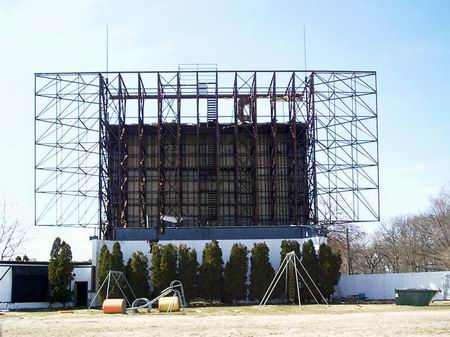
(158, 296, 180, 312)
(102, 299, 126, 314)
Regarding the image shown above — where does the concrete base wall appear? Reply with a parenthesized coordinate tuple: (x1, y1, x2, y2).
(91, 237, 326, 269)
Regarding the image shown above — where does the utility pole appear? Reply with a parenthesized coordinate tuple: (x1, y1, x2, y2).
(346, 227, 353, 275)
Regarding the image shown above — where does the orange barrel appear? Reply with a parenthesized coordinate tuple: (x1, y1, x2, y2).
(102, 299, 126, 314)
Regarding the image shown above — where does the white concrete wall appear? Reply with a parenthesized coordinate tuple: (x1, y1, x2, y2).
(335, 271, 450, 300)
(92, 237, 326, 269)
(71, 266, 93, 291)
(71, 266, 95, 304)
(0, 266, 12, 302)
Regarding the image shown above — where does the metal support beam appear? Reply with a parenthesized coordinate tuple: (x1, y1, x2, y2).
(251, 73, 259, 225)
(118, 74, 128, 228)
(214, 71, 220, 225)
(269, 72, 278, 224)
(176, 72, 182, 225)
(99, 74, 110, 238)
(157, 74, 164, 237)
(287, 73, 299, 225)
(196, 72, 201, 226)
(306, 73, 318, 227)
(233, 74, 239, 226)
(138, 74, 147, 227)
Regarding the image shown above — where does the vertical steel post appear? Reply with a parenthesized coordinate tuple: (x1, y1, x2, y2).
(269, 73, 278, 225)
(375, 73, 381, 221)
(176, 72, 182, 225)
(118, 74, 128, 228)
(233, 73, 239, 226)
(251, 73, 259, 225)
(98, 74, 103, 237)
(310, 73, 318, 227)
(138, 73, 147, 227)
(99, 75, 112, 238)
(34, 75, 37, 228)
(215, 71, 220, 225)
(196, 71, 201, 226)
(287, 73, 299, 225)
(157, 73, 163, 236)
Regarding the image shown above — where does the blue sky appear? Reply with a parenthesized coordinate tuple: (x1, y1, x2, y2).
(0, 0, 449, 260)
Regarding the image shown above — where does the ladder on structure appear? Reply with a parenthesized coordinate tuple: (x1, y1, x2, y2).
(207, 94, 217, 125)
(205, 140, 217, 223)
(178, 63, 217, 124)
(207, 191, 217, 222)
(178, 64, 218, 224)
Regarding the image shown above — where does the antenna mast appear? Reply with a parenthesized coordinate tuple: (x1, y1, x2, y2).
(303, 25, 307, 71)
(106, 26, 109, 74)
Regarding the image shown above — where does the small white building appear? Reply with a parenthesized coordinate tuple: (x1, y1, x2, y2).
(0, 260, 94, 310)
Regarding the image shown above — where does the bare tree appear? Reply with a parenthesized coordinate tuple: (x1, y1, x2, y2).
(353, 234, 385, 274)
(424, 187, 450, 269)
(0, 201, 26, 260)
(326, 186, 450, 275)
(327, 223, 365, 274)
(329, 225, 386, 275)
(353, 186, 450, 274)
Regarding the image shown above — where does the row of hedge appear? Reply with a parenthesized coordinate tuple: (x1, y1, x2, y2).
(97, 240, 342, 304)
(96, 242, 150, 301)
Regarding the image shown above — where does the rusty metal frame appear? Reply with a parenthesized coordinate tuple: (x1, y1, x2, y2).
(34, 70, 380, 239)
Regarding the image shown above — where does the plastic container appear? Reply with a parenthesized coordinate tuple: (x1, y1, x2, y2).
(395, 288, 439, 306)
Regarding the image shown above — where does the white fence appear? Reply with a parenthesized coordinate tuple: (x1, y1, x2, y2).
(335, 271, 450, 301)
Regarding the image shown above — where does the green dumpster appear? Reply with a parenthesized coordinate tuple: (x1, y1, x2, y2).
(395, 288, 440, 306)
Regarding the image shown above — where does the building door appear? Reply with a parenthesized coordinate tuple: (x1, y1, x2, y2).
(75, 281, 88, 307)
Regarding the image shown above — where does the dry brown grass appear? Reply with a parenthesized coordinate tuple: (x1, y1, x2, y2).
(1, 303, 450, 337)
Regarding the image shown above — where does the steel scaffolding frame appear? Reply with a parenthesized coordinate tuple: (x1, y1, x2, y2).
(34, 70, 379, 239)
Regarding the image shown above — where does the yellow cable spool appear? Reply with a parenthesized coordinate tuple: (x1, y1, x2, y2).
(158, 296, 180, 312)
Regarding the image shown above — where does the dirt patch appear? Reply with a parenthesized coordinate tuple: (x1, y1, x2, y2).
(1, 304, 450, 337)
